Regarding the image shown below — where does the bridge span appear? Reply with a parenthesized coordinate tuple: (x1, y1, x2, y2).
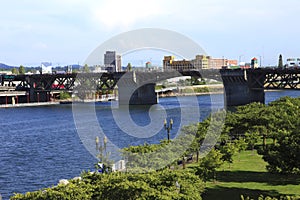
(0, 68, 299, 107)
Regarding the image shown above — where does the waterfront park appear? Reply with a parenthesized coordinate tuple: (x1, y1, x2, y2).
(10, 96, 300, 200)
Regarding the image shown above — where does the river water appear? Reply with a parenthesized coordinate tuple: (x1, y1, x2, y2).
(0, 90, 300, 199)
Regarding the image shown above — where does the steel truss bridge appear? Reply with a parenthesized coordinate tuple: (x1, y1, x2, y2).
(0, 68, 299, 105)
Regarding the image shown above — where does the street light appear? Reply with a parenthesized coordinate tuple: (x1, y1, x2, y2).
(103, 136, 108, 153)
(95, 136, 99, 151)
(164, 118, 173, 142)
(95, 136, 108, 154)
(257, 55, 262, 67)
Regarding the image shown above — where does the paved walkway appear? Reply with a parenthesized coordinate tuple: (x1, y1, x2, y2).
(0, 102, 60, 108)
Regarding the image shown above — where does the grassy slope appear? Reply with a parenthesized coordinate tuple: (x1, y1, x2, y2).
(202, 150, 300, 200)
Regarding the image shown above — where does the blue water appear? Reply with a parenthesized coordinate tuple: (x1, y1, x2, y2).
(0, 91, 299, 199)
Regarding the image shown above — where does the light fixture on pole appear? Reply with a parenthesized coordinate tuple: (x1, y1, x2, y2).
(164, 118, 173, 142)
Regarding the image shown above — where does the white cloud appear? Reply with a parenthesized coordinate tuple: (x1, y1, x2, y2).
(33, 42, 48, 50)
(1, 0, 300, 66)
(91, 0, 167, 29)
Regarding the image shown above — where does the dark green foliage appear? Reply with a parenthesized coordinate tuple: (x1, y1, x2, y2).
(225, 96, 300, 174)
(59, 92, 71, 100)
(11, 170, 204, 200)
(122, 133, 196, 172)
(196, 148, 223, 182)
(262, 129, 300, 174)
(19, 65, 26, 74)
(11, 67, 18, 74)
(219, 142, 237, 164)
(11, 179, 94, 200)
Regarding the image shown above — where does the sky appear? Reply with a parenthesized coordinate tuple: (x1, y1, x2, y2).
(1, 0, 300, 67)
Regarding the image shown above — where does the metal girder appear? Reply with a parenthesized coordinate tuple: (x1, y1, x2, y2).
(4, 68, 300, 96)
(263, 69, 300, 90)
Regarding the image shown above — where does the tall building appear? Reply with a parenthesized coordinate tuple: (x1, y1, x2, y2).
(104, 51, 122, 72)
(163, 55, 237, 71)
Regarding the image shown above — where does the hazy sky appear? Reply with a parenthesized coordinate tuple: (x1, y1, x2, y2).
(1, 0, 299, 67)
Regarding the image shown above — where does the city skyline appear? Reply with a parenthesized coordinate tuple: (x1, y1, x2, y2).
(1, 0, 299, 67)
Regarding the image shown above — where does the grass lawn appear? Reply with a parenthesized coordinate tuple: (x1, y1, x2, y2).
(201, 150, 300, 200)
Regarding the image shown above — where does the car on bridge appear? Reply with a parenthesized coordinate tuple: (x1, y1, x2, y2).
(51, 84, 65, 89)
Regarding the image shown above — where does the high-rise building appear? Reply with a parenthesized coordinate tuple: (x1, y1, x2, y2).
(104, 51, 122, 72)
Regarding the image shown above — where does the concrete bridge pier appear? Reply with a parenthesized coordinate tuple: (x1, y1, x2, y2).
(29, 88, 35, 102)
(29, 89, 49, 103)
(221, 69, 265, 107)
(117, 72, 157, 105)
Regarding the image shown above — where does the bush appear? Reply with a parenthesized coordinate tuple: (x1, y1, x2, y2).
(59, 92, 71, 100)
(11, 170, 205, 200)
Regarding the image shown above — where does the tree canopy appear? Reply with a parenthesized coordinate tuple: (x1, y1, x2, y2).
(224, 97, 300, 174)
(19, 65, 26, 74)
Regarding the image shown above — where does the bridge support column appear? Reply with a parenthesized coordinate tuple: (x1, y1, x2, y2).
(118, 83, 157, 105)
(117, 72, 157, 105)
(29, 88, 35, 102)
(221, 69, 265, 107)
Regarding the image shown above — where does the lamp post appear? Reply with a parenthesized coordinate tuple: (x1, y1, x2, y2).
(95, 136, 109, 173)
(103, 136, 107, 153)
(257, 55, 262, 67)
(95, 136, 99, 151)
(164, 118, 173, 142)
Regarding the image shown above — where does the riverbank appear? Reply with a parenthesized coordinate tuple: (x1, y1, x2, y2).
(159, 91, 223, 98)
(158, 84, 224, 98)
(0, 102, 60, 108)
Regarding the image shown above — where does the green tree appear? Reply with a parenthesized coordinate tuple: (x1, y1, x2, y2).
(261, 98, 300, 174)
(190, 76, 201, 85)
(19, 65, 26, 74)
(234, 137, 247, 161)
(219, 142, 237, 168)
(196, 148, 223, 182)
(278, 54, 283, 69)
(275, 130, 300, 173)
(59, 92, 71, 100)
(82, 64, 90, 73)
(181, 122, 206, 162)
(11, 68, 18, 74)
(245, 129, 260, 152)
(126, 62, 132, 72)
